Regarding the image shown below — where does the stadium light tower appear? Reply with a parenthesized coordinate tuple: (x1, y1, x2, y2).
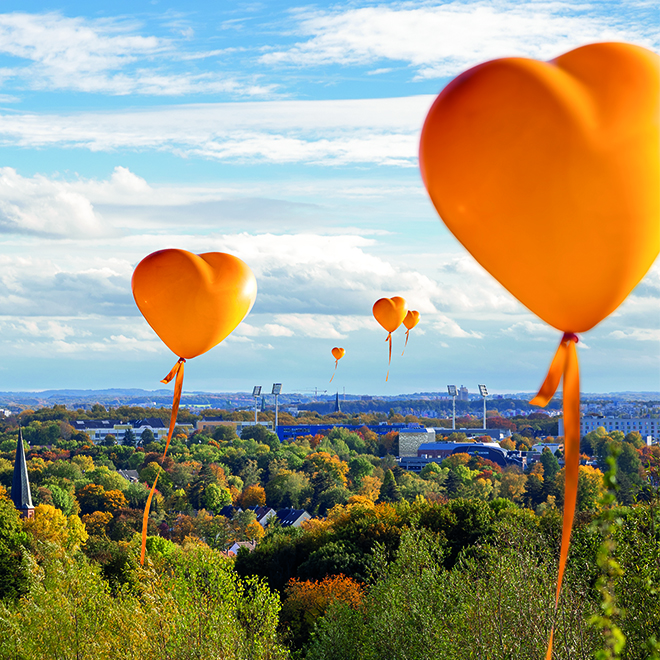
(447, 385, 457, 430)
(272, 383, 282, 428)
(252, 386, 262, 424)
(478, 384, 488, 430)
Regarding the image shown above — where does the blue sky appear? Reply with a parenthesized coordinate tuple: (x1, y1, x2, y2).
(0, 0, 658, 396)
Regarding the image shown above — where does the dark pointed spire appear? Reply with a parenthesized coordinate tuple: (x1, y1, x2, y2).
(11, 429, 34, 517)
(334, 392, 341, 413)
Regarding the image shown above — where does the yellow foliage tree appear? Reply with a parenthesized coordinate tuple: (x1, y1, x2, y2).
(72, 455, 95, 472)
(358, 475, 383, 502)
(500, 470, 528, 503)
(24, 504, 88, 556)
(245, 520, 265, 542)
(555, 465, 605, 512)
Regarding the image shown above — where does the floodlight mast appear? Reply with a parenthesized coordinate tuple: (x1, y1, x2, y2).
(478, 384, 488, 430)
(252, 386, 262, 424)
(447, 385, 457, 430)
(272, 383, 282, 427)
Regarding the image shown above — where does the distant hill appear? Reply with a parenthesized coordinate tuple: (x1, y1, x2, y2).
(0, 388, 656, 413)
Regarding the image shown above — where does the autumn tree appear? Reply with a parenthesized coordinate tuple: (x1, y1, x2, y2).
(281, 574, 364, 650)
(499, 469, 527, 503)
(239, 484, 266, 508)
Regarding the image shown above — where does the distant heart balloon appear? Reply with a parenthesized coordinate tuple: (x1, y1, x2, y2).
(330, 347, 345, 383)
(402, 310, 420, 356)
(419, 42, 659, 658)
(131, 249, 257, 564)
(372, 296, 407, 380)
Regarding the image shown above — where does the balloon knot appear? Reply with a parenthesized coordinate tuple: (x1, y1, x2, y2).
(562, 333, 579, 344)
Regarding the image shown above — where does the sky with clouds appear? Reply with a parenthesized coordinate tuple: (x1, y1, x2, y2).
(0, 0, 658, 396)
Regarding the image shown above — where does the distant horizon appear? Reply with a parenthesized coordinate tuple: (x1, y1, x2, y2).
(1, 387, 658, 399)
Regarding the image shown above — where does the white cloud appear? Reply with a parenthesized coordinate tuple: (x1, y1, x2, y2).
(0, 315, 162, 356)
(0, 253, 134, 316)
(609, 328, 660, 341)
(261, 1, 658, 78)
(0, 167, 110, 237)
(0, 12, 273, 96)
(501, 320, 558, 340)
(0, 96, 434, 165)
(432, 314, 482, 338)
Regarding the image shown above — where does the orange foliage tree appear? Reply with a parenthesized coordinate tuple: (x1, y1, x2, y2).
(82, 510, 113, 536)
(239, 484, 266, 508)
(281, 574, 364, 649)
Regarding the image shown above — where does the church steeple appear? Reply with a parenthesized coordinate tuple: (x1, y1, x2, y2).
(11, 429, 34, 519)
(334, 392, 341, 413)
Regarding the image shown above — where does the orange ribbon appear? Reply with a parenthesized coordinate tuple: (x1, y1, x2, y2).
(530, 333, 580, 659)
(140, 357, 186, 566)
(401, 329, 410, 356)
(329, 359, 339, 383)
(385, 332, 393, 381)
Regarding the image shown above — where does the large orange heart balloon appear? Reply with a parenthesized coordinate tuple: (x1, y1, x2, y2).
(132, 249, 257, 359)
(331, 347, 345, 360)
(420, 42, 659, 333)
(403, 310, 420, 330)
(373, 296, 408, 333)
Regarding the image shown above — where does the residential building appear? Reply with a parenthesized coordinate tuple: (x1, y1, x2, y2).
(560, 416, 659, 441)
(275, 508, 311, 527)
(72, 418, 193, 444)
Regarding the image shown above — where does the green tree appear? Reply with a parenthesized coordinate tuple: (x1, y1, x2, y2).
(348, 456, 374, 488)
(212, 425, 238, 442)
(122, 427, 136, 447)
(140, 428, 155, 444)
(203, 482, 232, 514)
(265, 471, 312, 510)
(0, 497, 31, 601)
(377, 470, 402, 503)
(540, 449, 560, 481)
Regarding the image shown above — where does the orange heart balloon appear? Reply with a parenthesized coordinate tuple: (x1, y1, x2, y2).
(419, 42, 659, 660)
(403, 310, 420, 330)
(372, 296, 408, 333)
(331, 347, 345, 361)
(401, 310, 420, 356)
(329, 347, 345, 383)
(132, 249, 257, 359)
(373, 296, 407, 380)
(420, 42, 659, 333)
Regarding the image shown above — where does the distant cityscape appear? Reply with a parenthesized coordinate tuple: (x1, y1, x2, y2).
(0, 387, 658, 420)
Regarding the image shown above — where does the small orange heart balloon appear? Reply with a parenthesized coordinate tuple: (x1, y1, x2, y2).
(132, 249, 257, 359)
(373, 297, 408, 333)
(331, 347, 345, 360)
(403, 310, 420, 330)
(420, 42, 659, 333)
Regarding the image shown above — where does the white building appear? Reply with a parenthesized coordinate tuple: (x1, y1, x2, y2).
(73, 417, 193, 443)
(559, 416, 659, 441)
